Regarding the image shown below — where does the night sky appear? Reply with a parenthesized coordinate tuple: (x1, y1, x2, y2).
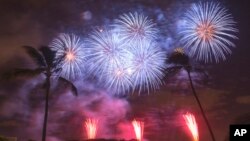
(0, 0, 250, 141)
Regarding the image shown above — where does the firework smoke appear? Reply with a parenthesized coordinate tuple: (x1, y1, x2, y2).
(183, 113, 199, 141)
(0, 79, 132, 141)
(179, 2, 238, 63)
(132, 119, 144, 141)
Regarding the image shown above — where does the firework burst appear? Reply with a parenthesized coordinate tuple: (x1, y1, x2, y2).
(179, 2, 238, 63)
(49, 33, 86, 80)
(104, 65, 133, 94)
(87, 29, 132, 93)
(115, 12, 158, 43)
(87, 29, 166, 94)
(129, 41, 166, 92)
(183, 113, 199, 141)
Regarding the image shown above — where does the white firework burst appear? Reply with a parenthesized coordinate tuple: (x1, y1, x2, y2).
(87, 29, 132, 94)
(179, 2, 238, 63)
(49, 33, 86, 80)
(129, 40, 167, 93)
(104, 65, 133, 94)
(115, 12, 158, 43)
(87, 27, 167, 94)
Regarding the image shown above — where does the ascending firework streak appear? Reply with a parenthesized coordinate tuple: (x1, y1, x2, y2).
(179, 2, 238, 63)
(132, 120, 144, 141)
(114, 12, 158, 43)
(84, 118, 98, 139)
(49, 33, 86, 80)
(183, 113, 199, 141)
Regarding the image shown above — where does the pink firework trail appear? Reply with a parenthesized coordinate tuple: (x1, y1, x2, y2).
(84, 118, 98, 139)
(183, 113, 199, 141)
(132, 119, 144, 141)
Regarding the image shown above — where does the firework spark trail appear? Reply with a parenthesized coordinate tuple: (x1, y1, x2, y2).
(84, 118, 98, 139)
(179, 2, 238, 63)
(129, 40, 166, 93)
(183, 113, 199, 141)
(132, 119, 144, 141)
(114, 12, 158, 43)
(49, 33, 86, 80)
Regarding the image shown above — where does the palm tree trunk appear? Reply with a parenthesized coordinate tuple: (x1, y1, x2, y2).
(186, 69, 216, 141)
(42, 75, 50, 141)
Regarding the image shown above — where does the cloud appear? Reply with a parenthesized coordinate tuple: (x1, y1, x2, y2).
(236, 96, 250, 105)
(0, 78, 133, 141)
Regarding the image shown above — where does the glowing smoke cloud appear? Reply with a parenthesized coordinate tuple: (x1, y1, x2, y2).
(179, 2, 238, 63)
(50, 33, 86, 80)
(84, 118, 98, 139)
(132, 120, 144, 141)
(115, 12, 158, 43)
(183, 113, 199, 141)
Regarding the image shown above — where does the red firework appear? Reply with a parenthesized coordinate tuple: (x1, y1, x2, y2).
(183, 113, 199, 141)
(132, 119, 144, 141)
(84, 118, 98, 139)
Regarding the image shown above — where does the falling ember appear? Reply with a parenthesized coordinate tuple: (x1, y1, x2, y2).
(84, 118, 98, 139)
(183, 113, 199, 141)
(132, 119, 144, 141)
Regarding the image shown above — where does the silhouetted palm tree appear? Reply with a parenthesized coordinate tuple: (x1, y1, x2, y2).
(167, 48, 216, 141)
(6, 46, 77, 141)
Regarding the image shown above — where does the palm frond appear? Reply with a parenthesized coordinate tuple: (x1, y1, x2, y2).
(3, 68, 45, 80)
(52, 54, 65, 69)
(39, 46, 56, 67)
(58, 77, 78, 96)
(22, 46, 46, 67)
(168, 52, 189, 66)
(164, 66, 183, 78)
(52, 67, 62, 74)
(166, 66, 183, 72)
(193, 67, 209, 79)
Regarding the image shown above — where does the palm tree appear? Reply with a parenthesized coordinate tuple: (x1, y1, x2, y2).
(6, 46, 77, 141)
(167, 48, 216, 141)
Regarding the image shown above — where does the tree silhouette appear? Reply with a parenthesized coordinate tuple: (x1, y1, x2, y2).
(6, 46, 77, 141)
(167, 48, 216, 141)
